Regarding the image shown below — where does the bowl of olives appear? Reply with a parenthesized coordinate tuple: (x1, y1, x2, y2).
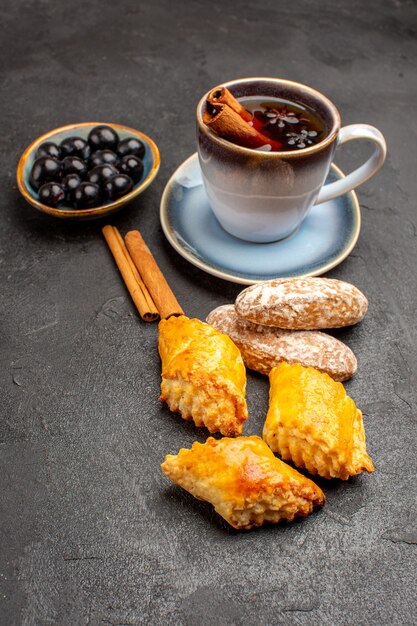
(17, 122, 160, 219)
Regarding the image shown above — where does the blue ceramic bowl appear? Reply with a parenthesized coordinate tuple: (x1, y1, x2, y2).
(17, 122, 160, 219)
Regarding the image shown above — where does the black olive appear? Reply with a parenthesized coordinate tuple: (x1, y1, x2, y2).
(38, 182, 65, 207)
(87, 164, 119, 187)
(87, 125, 119, 152)
(103, 174, 133, 200)
(29, 157, 62, 191)
(61, 156, 88, 178)
(72, 182, 102, 209)
(119, 155, 144, 184)
(89, 149, 120, 169)
(60, 136, 91, 160)
(62, 173, 82, 200)
(116, 137, 145, 160)
(35, 141, 61, 160)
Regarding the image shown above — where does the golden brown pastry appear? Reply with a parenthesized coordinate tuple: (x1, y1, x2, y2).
(158, 315, 248, 436)
(263, 362, 374, 480)
(161, 436, 325, 530)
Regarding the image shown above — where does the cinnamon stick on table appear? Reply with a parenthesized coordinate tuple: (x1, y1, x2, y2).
(102, 225, 159, 322)
(125, 230, 184, 320)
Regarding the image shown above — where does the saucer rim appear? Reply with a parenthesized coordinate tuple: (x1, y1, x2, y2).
(160, 152, 361, 285)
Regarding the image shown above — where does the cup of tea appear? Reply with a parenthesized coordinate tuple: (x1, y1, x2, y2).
(196, 77, 386, 243)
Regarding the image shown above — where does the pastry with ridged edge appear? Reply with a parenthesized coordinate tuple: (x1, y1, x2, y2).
(161, 436, 325, 530)
(263, 362, 374, 480)
(158, 315, 248, 436)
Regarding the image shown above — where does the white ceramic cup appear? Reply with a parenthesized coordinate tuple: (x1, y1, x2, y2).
(197, 77, 386, 243)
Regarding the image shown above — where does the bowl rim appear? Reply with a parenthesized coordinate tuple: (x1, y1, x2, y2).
(16, 122, 160, 218)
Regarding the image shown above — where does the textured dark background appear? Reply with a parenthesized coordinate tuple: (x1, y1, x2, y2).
(1, 1, 416, 624)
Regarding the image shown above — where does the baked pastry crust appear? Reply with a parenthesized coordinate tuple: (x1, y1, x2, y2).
(263, 362, 374, 480)
(158, 315, 248, 436)
(206, 304, 357, 381)
(235, 277, 368, 330)
(161, 436, 325, 529)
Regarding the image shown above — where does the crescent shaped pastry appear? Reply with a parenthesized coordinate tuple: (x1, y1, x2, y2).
(158, 315, 248, 436)
(161, 436, 325, 530)
(263, 362, 374, 480)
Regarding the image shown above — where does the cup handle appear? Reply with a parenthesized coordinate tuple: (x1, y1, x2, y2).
(315, 124, 386, 204)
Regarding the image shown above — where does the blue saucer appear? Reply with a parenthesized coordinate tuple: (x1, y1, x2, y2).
(160, 153, 361, 285)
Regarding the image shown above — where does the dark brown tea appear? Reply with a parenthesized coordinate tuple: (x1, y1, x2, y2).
(239, 96, 326, 151)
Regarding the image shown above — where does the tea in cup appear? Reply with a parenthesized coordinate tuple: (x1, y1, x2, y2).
(197, 78, 386, 243)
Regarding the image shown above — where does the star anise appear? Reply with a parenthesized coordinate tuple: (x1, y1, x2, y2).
(264, 107, 300, 128)
(286, 129, 318, 148)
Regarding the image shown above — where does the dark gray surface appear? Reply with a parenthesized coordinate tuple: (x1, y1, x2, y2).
(1, 1, 416, 624)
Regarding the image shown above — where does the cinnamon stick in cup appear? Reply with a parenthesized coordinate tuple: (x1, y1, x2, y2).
(102, 225, 159, 322)
(207, 86, 253, 122)
(125, 230, 184, 319)
(203, 101, 282, 151)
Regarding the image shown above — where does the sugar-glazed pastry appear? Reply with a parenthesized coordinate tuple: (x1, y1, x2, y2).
(263, 362, 374, 480)
(161, 436, 325, 530)
(235, 277, 368, 330)
(158, 315, 248, 436)
(206, 304, 357, 381)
